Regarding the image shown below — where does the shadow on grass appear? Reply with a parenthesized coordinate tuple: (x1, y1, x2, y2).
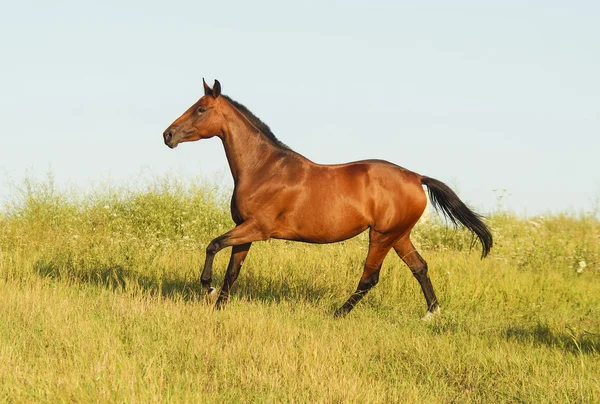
(504, 323, 600, 356)
(34, 258, 202, 299)
(33, 258, 334, 305)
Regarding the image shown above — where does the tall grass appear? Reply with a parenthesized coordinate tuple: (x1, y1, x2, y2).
(0, 176, 599, 402)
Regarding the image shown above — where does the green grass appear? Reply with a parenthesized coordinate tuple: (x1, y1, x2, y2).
(1, 176, 599, 402)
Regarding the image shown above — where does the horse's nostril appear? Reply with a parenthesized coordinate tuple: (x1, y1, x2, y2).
(164, 130, 173, 142)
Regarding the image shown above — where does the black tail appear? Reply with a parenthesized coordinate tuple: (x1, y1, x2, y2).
(421, 176, 493, 258)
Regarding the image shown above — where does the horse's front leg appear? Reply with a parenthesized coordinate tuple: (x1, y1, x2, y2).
(214, 243, 252, 308)
(200, 219, 266, 307)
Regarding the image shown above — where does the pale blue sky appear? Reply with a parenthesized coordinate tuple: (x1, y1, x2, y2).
(1, 1, 599, 215)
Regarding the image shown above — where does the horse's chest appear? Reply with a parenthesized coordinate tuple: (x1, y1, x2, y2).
(230, 193, 254, 223)
(230, 188, 275, 223)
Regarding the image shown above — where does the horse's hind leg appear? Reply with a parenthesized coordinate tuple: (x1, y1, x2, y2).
(394, 236, 440, 319)
(334, 230, 392, 317)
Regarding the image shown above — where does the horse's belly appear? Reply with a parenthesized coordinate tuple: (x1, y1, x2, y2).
(270, 205, 370, 243)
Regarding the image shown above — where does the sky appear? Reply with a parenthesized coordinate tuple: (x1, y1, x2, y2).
(1, 1, 599, 216)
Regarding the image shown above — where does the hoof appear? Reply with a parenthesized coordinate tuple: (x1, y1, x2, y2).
(207, 287, 219, 304)
(422, 307, 441, 322)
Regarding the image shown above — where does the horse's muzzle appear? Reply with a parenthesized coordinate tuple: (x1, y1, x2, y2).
(163, 129, 176, 148)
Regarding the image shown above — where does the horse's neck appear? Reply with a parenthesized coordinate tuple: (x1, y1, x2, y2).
(220, 112, 286, 184)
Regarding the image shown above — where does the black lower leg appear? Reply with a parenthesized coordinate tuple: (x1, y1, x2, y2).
(398, 244, 439, 313)
(411, 263, 438, 312)
(334, 271, 380, 317)
(200, 237, 225, 292)
(200, 252, 215, 291)
(215, 243, 251, 310)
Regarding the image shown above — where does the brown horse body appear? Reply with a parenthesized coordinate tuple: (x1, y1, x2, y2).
(163, 79, 492, 317)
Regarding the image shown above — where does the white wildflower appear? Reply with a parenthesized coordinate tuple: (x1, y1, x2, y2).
(577, 260, 586, 273)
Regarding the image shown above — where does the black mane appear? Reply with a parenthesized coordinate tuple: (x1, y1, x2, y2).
(222, 95, 291, 151)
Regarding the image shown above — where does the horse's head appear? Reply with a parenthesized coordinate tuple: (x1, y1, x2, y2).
(163, 79, 225, 148)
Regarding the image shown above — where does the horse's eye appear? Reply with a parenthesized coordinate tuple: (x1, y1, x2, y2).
(197, 107, 206, 114)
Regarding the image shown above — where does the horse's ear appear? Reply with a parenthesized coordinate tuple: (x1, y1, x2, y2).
(213, 79, 221, 98)
(203, 78, 212, 96)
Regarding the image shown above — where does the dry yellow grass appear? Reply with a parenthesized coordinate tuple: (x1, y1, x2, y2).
(0, 176, 599, 402)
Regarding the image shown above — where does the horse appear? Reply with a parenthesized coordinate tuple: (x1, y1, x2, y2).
(163, 79, 492, 318)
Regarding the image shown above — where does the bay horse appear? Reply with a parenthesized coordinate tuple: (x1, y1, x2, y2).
(163, 79, 492, 318)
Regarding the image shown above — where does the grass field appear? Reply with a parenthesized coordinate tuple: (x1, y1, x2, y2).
(1, 176, 599, 402)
